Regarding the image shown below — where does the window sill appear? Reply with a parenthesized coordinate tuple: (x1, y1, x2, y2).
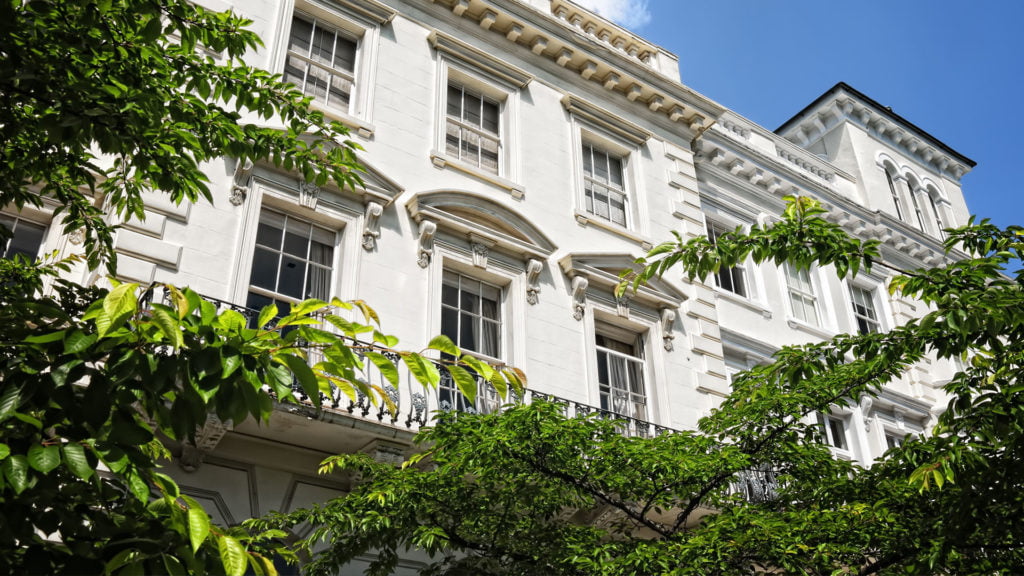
(313, 104, 375, 139)
(573, 210, 653, 251)
(786, 318, 836, 339)
(430, 152, 525, 199)
(714, 288, 772, 319)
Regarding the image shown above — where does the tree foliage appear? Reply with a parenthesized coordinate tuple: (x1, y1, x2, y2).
(275, 197, 1024, 575)
(1, 0, 363, 270)
(0, 255, 523, 575)
(0, 1, 524, 573)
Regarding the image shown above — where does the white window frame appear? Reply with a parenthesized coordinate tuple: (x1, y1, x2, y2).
(705, 218, 750, 299)
(431, 65, 520, 191)
(244, 207, 338, 313)
(884, 169, 906, 222)
(848, 283, 882, 335)
(285, 13, 358, 114)
(784, 264, 822, 328)
(431, 258, 518, 416)
(593, 321, 648, 421)
(817, 412, 852, 457)
(232, 178, 357, 310)
(442, 79, 504, 177)
(273, 0, 388, 136)
(0, 212, 49, 261)
(564, 95, 650, 240)
(429, 32, 528, 195)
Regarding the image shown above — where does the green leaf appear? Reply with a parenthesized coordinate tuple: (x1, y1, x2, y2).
(27, 444, 61, 474)
(163, 555, 187, 576)
(187, 500, 211, 553)
(219, 535, 248, 576)
(364, 352, 400, 387)
(279, 354, 319, 403)
(0, 443, 8, 460)
(402, 352, 440, 388)
(150, 306, 184, 348)
(0, 384, 22, 423)
(57, 441, 91, 481)
(427, 334, 460, 357)
(63, 330, 98, 354)
(103, 282, 139, 318)
(257, 303, 278, 329)
(3, 455, 29, 494)
(447, 365, 477, 404)
(23, 330, 66, 344)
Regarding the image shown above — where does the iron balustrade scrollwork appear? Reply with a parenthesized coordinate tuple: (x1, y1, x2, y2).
(157, 292, 781, 503)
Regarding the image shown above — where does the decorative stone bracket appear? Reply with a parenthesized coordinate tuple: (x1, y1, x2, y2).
(229, 158, 254, 206)
(526, 258, 543, 304)
(362, 201, 384, 251)
(298, 179, 320, 210)
(417, 220, 437, 268)
(571, 275, 589, 320)
(661, 308, 676, 352)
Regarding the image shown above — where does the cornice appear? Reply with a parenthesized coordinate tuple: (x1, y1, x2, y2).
(562, 93, 651, 146)
(428, 30, 533, 88)
(425, 0, 725, 134)
(777, 84, 974, 181)
(330, 0, 397, 25)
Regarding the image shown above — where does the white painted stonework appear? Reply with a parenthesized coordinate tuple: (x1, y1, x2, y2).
(7, 1, 975, 570)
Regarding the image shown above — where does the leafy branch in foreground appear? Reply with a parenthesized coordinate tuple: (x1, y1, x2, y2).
(1, 0, 363, 271)
(0, 256, 520, 575)
(275, 198, 1024, 575)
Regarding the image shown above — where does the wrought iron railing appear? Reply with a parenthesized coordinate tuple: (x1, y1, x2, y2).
(174, 293, 780, 502)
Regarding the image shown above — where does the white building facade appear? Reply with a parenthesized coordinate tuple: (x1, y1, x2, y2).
(5, 1, 976, 572)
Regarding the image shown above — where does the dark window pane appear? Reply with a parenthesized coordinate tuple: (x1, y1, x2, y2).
(441, 307, 459, 343)
(249, 248, 279, 291)
(277, 256, 306, 299)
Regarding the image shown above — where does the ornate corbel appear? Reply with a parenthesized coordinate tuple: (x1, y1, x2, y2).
(298, 178, 320, 210)
(571, 276, 588, 321)
(417, 220, 436, 268)
(661, 308, 676, 352)
(230, 158, 254, 206)
(615, 291, 632, 318)
(526, 258, 543, 305)
(468, 234, 495, 269)
(361, 201, 384, 251)
(859, 396, 874, 431)
(179, 415, 231, 472)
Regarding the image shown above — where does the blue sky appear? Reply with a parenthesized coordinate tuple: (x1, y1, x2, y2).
(577, 0, 1024, 229)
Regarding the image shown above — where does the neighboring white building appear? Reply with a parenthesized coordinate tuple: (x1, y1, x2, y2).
(5, 1, 976, 572)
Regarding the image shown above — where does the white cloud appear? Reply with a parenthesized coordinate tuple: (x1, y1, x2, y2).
(573, 0, 652, 30)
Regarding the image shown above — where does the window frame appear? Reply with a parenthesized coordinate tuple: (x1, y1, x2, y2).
(284, 13, 359, 116)
(705, 218, 750, 298)
(432, 260, 516, 416)
(0, 212, 48, 261)
(817, 412, 851, 453)
(848, 283, 882, 335)
(444, 82, 503, 176)
(594, 321, 648, 421)
(784, 264, 822, 328)
(244, 207, 339, 313)
(273, 0, 389, 136)
(231, 176, 359, 312)
(431, 59, 521, 192)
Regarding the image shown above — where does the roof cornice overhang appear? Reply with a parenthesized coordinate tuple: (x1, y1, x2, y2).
(426, 0, 725, 135)
(696, 133, 958, 269)
(776, 83, 975, 181)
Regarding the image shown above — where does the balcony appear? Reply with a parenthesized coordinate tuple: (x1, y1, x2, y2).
(186, 295, 779, 502)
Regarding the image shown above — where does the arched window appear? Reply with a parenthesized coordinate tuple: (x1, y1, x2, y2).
(883, 169, 905, 222)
